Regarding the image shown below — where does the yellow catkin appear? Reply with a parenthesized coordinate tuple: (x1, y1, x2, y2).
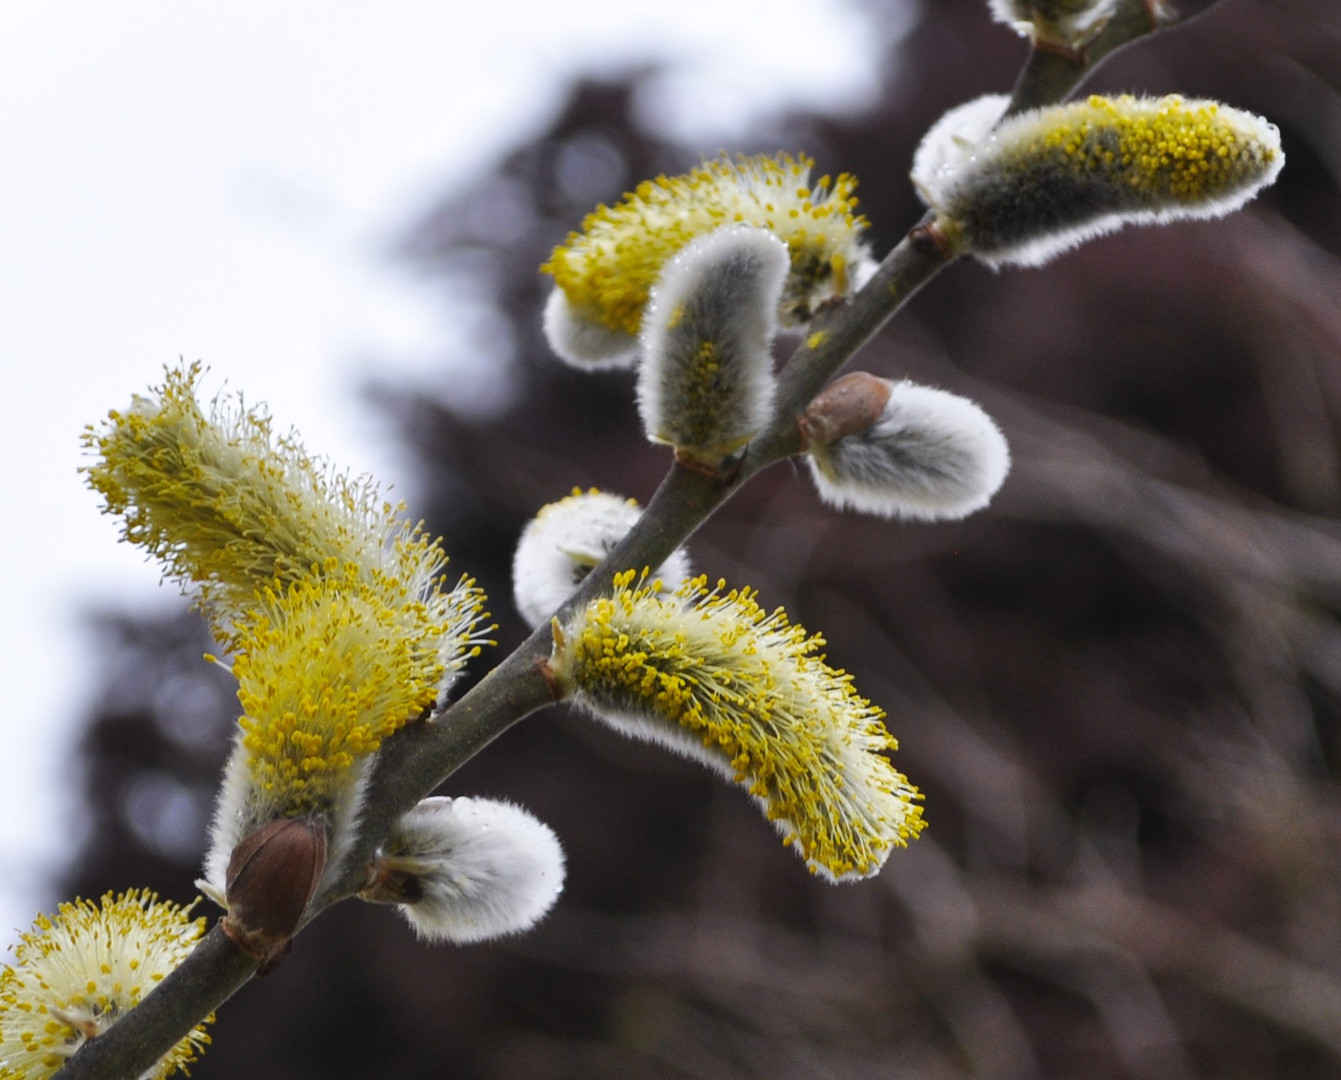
(552, 572, 925, 881)
(231, 566, 449, 817)
(543, 153, 868, 336)
(0, 891, 210, 1079)
(82, 362, 488, 661)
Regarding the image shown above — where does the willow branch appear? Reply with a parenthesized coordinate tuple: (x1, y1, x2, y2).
(1008, 0, 1230, 116)
(54, 7, 1217, 1077)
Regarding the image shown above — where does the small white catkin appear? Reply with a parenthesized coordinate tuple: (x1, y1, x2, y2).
(638, 225, 789, 463)
(806, 379, 1010, 520)
(379, 797, 566, 943)
(512, 490, 693, 628)
(542, 287, 642, 369)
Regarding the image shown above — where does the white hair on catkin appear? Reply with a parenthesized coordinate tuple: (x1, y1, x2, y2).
(512, 490, 693, 628)
(383, 797, 566, 944)
(807, 380, 1010, 520)
(910, 94, 1010, 208)
(987, 0, 1118, 46)
(638, 225, 788, 462)
(542, 287, 641, 369)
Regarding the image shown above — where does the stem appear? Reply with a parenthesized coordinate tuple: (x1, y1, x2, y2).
(53, 6, 1222, 1076)
(745, 222, 948, 471)
(1007, 0, 1229, 116)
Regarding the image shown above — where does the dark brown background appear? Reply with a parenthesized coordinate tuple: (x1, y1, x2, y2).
(65, 1, 1341, 1076)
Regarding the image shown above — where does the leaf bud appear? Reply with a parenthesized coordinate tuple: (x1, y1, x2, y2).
(798, 371, 893, 448)
(221, 817, 328, 963)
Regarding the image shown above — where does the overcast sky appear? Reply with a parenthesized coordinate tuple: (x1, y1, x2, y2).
(0, 1, 912, 945)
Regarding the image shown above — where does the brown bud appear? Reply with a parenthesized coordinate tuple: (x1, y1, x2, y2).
(798, 372, 892, 448)
(221, 817, 328, 964)
(360, 863, 426, 906)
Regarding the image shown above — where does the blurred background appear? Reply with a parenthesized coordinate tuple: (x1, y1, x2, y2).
(10, 0, 1341, 1076)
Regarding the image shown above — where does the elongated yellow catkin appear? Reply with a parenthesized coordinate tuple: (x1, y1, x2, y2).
(82, 363, 487, 663)
(551, 572, 925, 881)
(85, 364, 493, 909)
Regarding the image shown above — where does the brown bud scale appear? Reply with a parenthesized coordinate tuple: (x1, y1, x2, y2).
(798, 372, 892, 448)
(222, 817, 329, 963)
(360, 864, 427, 906)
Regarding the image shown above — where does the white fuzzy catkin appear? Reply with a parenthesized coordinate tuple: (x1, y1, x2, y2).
(911, 94, 1011, 208)
(542, 288, 642, 369)
(377, 798, 565, 943)
(912, 93, 1284, 268)
(806, 380, 1010, 520)
(512, 490, 694, 628)
(638, 225, 789, 463)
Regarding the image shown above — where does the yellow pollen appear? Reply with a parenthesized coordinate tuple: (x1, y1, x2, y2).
(542, 153, 868, 336)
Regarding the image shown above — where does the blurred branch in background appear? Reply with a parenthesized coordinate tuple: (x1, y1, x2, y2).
(59, 0, 1341, 1076)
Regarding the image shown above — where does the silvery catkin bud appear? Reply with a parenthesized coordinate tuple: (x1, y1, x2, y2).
(361, 797, 565, 943)
(638, 225, 789, 467)
(800, 373, 1010, 521)
(512, 489, 693, 628)
(912, 93, 1284, 269)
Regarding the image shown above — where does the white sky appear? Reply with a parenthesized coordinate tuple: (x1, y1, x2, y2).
(0, 1, 909, 945)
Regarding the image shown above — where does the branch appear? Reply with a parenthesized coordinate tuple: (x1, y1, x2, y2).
(53, 7, 1215, 1077)
(1007, 0, 1230, 116)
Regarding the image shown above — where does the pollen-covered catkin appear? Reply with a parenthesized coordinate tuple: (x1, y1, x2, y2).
(802, 376, 1010, 520)
(0, 891, 211, 1079)
(542, 153, 872, 365)
(913, 94, 1284, 268)
(203, 569, 454, 899)
(638, 225, 788, 464)
(550, 572, 925, 881)
(512, 489, 693, 628)
(81, 362, 488, 667)
(362, 797, 566, 943)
